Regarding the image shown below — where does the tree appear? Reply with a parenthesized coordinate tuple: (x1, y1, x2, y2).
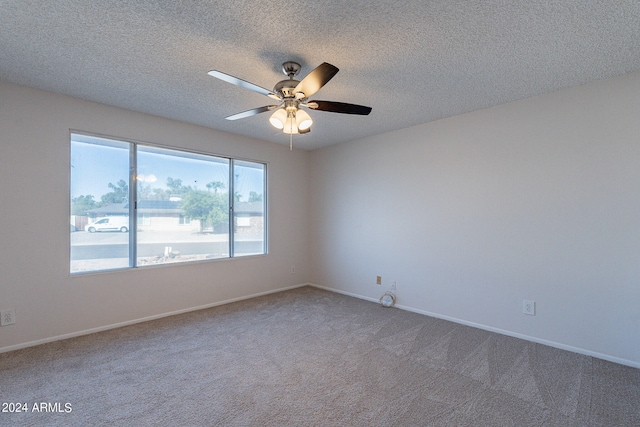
(206, 181, 225, 193)
(138, 183, 172, 200)
(206, 192, 229, 229)
(180, 189, 228, 232)
(166, 177, 191, 198)
(71, 195, 99, 215)
(152, 188, 171, 200)
(101, 180, 128, 204)
(166, 177, 182, 191)
(137, 183, 152, 200)
(248, 191, 263, 202)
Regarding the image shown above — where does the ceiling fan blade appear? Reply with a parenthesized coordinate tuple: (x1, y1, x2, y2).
(293, 63, 339, 98)
(306, 100, 372, 115)
(208, 70, 280, 99)
(225, 105, 278, 121)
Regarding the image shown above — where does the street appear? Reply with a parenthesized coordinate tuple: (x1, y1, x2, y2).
(70, 230, 264, 259)
(70, 240, 263, 259)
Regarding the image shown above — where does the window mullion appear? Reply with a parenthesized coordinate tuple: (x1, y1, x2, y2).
(229, 159, 234, 258)
(129, 145, 137, 267)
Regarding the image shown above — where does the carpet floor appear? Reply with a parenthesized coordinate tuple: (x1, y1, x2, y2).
(0, 286, 638, 426)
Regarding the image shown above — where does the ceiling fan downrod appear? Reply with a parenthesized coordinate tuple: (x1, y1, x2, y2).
(281, 61, 301, 78)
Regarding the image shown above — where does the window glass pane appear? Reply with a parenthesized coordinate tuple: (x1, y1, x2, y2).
(233, 160, 266, 256)
(70, 134, 131, 273)
(140, 213, 151, 226)
(71, 133, 266, 272)
(136, 146, 229, 266)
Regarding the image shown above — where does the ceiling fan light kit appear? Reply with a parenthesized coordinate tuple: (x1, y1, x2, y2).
(208, 61, 372, 148)
(295, 109, 313, 130)
(268, 108, 287, 129)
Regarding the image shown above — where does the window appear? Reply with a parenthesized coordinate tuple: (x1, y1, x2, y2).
(70, 133, 267, 274)
(233, 160, 266, 256)
(70, 135, 131, 271)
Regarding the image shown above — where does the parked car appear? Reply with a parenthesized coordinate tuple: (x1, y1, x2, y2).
(85, 217, 129, 233)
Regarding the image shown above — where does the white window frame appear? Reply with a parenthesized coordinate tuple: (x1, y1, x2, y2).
(70, 132, 267, 274)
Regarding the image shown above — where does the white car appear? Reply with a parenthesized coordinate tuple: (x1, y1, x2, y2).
(85, 217, 129, 233)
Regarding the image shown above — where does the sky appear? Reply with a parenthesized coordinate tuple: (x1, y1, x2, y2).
(70, 134, 265, 202)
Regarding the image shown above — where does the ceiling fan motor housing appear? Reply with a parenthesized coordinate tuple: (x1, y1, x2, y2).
(273, 79, 301, 99)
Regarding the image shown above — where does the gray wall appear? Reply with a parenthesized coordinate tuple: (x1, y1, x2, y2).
(309, 72, 640, 367)
(0, 81, 310, 350)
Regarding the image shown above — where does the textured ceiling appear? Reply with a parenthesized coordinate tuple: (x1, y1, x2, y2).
(1, 1, 639, 150)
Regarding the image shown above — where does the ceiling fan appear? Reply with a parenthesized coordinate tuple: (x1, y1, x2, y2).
(208, 61, 371, 147)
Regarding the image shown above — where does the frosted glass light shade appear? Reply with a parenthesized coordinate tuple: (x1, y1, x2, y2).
(269, 108, 287, 129)
(296, 109, 313, 130)
(283, 116, 299, 134)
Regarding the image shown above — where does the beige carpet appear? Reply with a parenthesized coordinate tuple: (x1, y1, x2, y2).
(1, 286, 639, 426)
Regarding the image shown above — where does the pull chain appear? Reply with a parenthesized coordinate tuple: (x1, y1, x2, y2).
(289, 111, 295, 150)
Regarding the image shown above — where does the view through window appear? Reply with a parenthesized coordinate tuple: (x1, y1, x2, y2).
(70, 133, 266, 274)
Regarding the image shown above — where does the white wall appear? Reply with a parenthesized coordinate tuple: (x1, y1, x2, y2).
(309, 72, 640, 367)
(0, 81, 309, 351)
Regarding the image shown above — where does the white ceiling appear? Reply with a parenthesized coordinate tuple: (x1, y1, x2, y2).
(2, 1, 639, 150)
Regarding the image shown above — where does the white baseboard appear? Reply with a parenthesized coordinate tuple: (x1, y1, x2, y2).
(0, 283, 309, 354)
(308, 283, 640, 369)
(310, 283, 382, 303)
(5, 282, 638, 369)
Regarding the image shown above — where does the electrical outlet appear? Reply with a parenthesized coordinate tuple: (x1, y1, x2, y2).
(1, 309, 16, 326)
(376, 276, 382, 285)
(290, 265, 296, 275)
(523, 300, 535, 316)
